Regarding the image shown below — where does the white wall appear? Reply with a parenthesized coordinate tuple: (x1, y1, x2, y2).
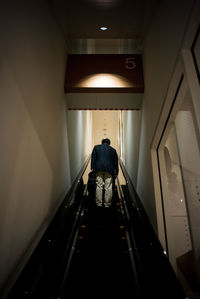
(91, 110, 120, 150)
(121, 111, 142, 187)
(66, 110, 92, 182)
(0, 0, 71, 296)
(137, 0, 195, 230)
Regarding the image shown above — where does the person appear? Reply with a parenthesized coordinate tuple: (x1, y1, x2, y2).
(91, 138, 119, 208)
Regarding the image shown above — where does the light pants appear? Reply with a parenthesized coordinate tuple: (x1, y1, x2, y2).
(95, 171, 113, 208)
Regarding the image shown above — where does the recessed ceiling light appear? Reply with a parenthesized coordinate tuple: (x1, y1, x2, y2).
(100, 26, 108, 31)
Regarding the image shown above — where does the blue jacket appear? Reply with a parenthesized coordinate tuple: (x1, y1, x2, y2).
(91, 143, 119, 176)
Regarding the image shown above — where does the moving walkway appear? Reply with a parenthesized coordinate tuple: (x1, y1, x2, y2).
(7, 159, 186, 299)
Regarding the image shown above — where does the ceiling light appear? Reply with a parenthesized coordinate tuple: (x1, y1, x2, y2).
(88, 0, 119, 8)
(75, 73, 134, 88)
(100, 26, 108, 31)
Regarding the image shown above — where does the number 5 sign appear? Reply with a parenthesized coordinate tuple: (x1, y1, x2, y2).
(125, 57, 136, 69)
(65, 54, 144, 93)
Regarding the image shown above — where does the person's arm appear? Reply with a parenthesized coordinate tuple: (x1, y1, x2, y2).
(114, 150, 119, 177)
(91, 146, 96, 171)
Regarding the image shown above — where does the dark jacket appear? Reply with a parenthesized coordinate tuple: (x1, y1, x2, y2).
(91, 143, 119, 176)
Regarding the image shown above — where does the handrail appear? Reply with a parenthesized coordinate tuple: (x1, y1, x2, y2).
(53, 156, 91, 298)
(53, 186, 87, 299)
(116, 177, 145, 298)
(64, 155, 91, 207)
(119, 158, 169, 258)
(118, 159, 186, 298)
(7, 156, 91, 299)
(119, 159, 143, 212)
(119, 158, 158, 235)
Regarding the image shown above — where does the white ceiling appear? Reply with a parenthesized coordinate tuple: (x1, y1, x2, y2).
(49, 0, 162, 53)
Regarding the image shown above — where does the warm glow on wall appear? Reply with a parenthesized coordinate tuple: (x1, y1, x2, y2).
(75, 73, 134, 88)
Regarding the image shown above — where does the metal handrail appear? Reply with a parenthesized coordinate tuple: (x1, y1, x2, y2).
(46, 157, 91, 298)
(64, 155, 91, 207)
(118, 159, 186, 298)
(54, 187, 87, 298)
(116, 177, 145, 298)
(119, 159, 168, 255)
(7, 156, 91, 299)
(119, 159, 157, 234)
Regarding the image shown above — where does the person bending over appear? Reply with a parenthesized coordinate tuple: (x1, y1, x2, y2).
(91, 138, 118, 208)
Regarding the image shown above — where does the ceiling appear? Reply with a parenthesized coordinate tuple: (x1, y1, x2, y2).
(48, 0, 162, 54)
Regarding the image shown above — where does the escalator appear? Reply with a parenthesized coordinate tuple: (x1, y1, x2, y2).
(6, 159, 186, 299)
(63, 185, 137, 298)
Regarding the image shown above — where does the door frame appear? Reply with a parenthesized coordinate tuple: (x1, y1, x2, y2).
(151, 2, 200, 251)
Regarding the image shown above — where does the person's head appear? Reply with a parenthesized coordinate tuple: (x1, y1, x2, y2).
(101, 138, 111, 145)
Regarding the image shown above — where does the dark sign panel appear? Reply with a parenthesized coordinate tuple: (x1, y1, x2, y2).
(64, 54, 144, 93)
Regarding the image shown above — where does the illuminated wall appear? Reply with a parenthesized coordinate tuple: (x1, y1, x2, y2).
(0, 1, 70, 296)
(120, 110, 142, 187)
(67, 110, 92, 182)
(91, 110, 120, 150)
